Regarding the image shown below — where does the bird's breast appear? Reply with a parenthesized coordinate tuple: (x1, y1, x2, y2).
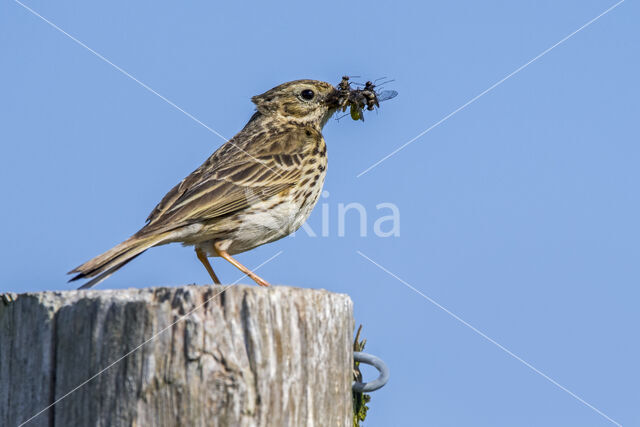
(224, 153, 327, 254)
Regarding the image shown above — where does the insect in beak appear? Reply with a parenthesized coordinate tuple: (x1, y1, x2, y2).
(334, 76, 398, 121)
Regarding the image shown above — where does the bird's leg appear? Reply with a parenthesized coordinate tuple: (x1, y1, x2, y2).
(195, 247, 221, 284)
(213, 242, 270, 287)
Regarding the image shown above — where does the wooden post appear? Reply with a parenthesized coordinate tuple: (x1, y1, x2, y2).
(0, 285, 354, 426)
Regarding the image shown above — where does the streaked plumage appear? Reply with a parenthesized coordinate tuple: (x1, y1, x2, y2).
(70, 80, 339, 288)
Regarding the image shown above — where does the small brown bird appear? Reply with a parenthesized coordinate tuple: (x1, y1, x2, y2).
(70, 79, 345, 289)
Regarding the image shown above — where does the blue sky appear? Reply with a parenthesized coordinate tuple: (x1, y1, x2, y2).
(2, 0, 639, 425)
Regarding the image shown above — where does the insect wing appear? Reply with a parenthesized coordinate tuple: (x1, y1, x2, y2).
(376, 90, 398, 103)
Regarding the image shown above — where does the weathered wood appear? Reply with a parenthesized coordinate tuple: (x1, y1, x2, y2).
(0, 285, 354, 426)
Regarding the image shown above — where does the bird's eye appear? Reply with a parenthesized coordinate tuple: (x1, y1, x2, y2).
(300, 89, 315, 100)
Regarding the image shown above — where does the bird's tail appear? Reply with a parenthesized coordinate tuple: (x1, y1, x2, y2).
(68, 232, 169, 289)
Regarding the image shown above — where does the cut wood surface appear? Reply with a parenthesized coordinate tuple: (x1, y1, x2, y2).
(0, 285, 354, 427)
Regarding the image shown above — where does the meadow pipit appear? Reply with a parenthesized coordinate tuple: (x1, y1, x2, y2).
(70, 78, 392, 288)
(69, 80, 338, 288)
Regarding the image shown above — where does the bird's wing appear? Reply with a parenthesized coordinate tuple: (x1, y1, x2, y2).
(142, 129, 309, 234)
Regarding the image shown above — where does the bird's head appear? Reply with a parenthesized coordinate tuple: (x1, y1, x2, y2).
(251, 80, 341, 129)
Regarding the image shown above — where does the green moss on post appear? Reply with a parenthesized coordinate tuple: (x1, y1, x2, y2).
(352, 325, 371, 427)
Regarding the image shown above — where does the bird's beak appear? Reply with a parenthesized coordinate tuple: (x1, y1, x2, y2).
(324, 88, 343, 109)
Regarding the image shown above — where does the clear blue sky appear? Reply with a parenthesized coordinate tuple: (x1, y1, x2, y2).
(2, 1, 638, 425)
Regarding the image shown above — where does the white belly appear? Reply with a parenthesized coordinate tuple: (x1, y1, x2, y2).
(222, 186, 320, 255)
(234, 200, 308, 248)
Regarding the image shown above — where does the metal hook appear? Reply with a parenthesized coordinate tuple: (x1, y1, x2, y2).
(352, 351, 389, 392)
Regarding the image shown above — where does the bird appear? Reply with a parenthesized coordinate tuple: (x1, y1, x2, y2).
(69, 79, 345, 289)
